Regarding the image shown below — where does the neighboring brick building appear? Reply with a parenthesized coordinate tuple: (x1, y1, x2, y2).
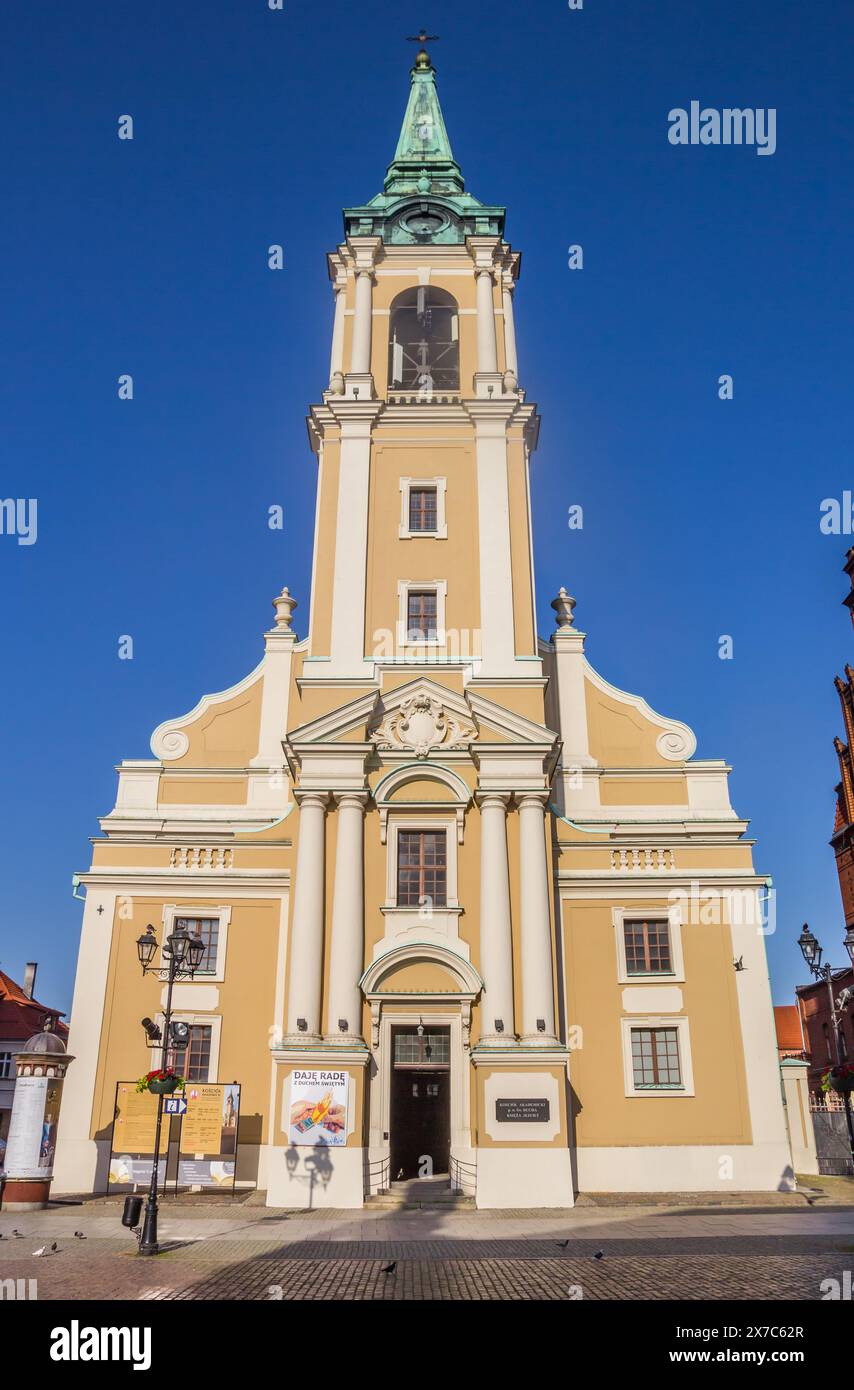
(0, 965, 67, 1164)
(795, 972, 854, 1095)
(833, 548, 854, 927)
(791, 549, 854, 1096)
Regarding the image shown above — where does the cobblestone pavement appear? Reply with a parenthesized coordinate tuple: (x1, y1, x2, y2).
(2, 1203, 853, 1301)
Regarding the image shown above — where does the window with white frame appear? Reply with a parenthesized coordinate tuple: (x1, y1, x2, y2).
(384, 816, 460, 916)
(166, 1024, 213, 1082)
(613, 907, 684, 983)
(399, 477, 447, 539)
(159, 1012, 222, 1083)
(397, 829, 448, 907)
(160, 905, 231, 982)
(623, 918, 673, 976)
(397, 580, 447, 647)
(0, 1052, 12, 1079)
(175, 917, 219, 975)
(631, 1027, 682, 1088)
(621, 1015, 694, 1097)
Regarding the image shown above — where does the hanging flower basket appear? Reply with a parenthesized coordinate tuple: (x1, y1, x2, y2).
(137, 1069, 184, 1096)
(821, 1063, 854, 1096)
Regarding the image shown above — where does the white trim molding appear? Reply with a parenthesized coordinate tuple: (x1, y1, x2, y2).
(620, 1014, 695, 1098)
(374, 763, 471, 846)
(155, 1011, 223, 1085)
(396, 579, 448, 650)
(159, 904, 232, 984)
(612, 905, 685, 985)
(399, 476, 448, 539)
(384, 814, 459, 908)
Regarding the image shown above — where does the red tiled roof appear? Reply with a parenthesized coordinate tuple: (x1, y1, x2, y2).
(774, 1005, 804, 1053)
(0, 969, 67, 1043)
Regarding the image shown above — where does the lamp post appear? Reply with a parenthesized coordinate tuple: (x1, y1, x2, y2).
(797, 923, 854, 1171)
(135, 923, 206, 1256)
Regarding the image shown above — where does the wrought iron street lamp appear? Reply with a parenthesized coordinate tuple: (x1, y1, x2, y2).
(797, 923, 854, 1171)
(134, 922, 205, 1255)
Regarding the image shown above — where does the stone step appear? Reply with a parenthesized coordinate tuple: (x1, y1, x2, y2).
(366, 1178, 475, 1209)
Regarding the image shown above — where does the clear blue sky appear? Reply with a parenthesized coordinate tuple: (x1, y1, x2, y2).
(2, 0, 852, 1014)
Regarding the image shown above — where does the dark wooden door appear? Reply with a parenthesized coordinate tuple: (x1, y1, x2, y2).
(390, 1070, 450, 1180)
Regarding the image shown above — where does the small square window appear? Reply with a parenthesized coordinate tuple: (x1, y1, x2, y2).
(623, 919, 673, 975)
(630, 1027, 683, 1089)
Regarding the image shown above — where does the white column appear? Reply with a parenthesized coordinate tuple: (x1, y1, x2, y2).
(471, 410, 517, 677)
(325, 792, 367, 1042)
(350, 270, 374, 375)
(478, 794, 516, 1041)
(518, 794, 557, 1043)
(286, 792, 328, 1040)
(476, 270, 499, 374)
(52, 889, 117, 1195)
(502, 281, 518, 379)
(329, 285, 346, 381)
(329, 416, 372, 675)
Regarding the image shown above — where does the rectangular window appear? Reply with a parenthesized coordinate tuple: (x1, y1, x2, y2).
(631, 1027, 683, 1089)
(406, 590, 438, 642)
(623, 919, 673, 975)
(0, 1052, 11, 1079)
(397, 829, 447, 907)
(167, 1024, 213, 1083)
(393, 1030, 450, 1067)
(175, 917, 219, 975)
(409, 487, 438, 533)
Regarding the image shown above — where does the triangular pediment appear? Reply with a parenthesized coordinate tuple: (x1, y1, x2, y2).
(286, 688, 379, 748)
(285, 678, 557, 760)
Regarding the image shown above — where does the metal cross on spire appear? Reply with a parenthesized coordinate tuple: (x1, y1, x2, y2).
(406, 29, 440, 45)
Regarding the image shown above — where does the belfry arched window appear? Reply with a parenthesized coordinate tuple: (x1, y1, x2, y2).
(389, 287, 460, 393)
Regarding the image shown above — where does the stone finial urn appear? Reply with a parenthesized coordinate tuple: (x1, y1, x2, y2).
(272, 587, 298, 632)
(551, 588, 577, 629)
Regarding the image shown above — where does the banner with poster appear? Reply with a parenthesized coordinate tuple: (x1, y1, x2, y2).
(288, 1069, 348, 1147)
(175, 1083, 240, 1191)
(4, 1075, 63, 1180)
(107, 1083, 170, 1193)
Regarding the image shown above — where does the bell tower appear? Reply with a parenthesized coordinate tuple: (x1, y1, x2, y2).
(306, 40, 539, 683)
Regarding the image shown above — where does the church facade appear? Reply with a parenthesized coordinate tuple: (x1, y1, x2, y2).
(53, 49, 790, 1208)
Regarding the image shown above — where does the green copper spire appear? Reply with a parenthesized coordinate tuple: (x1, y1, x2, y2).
(385, 47, 464, 196)
(343, 47, 505, 246)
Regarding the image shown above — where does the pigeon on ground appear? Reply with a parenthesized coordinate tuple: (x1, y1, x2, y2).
(381, 1261, 397, 1274)
(32, 1246, 47, 1257)
(12, 1230, 24, 1238)
(74, 1231, 86, 1240)
(556, 1239, 570, 1249)
(593, 1250, 604, 1260)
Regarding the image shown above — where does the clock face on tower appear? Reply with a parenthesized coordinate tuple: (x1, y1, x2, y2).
(398, 206, 450, 242)
(408, 210, 443, 234)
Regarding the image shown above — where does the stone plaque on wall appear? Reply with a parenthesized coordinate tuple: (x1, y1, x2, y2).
(495, 1098, 550, 1123)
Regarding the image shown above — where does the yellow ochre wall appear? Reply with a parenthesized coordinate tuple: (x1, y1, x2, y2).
(88, 898, 282, 1146)
(562, 899, 753, 1148)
